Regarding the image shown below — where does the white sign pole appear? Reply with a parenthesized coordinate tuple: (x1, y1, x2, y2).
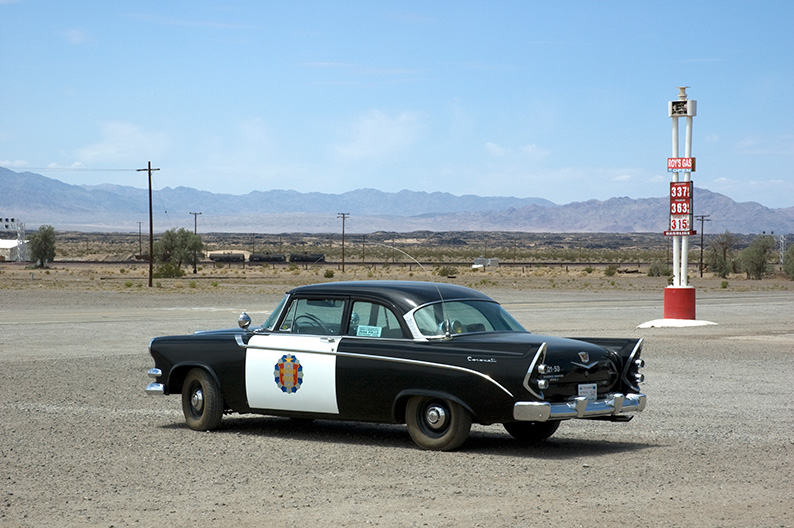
(681, 113, 694, 287)
(671, 113, 681, 287)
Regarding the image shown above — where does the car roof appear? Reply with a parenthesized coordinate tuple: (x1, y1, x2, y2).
(287, 280, 496, 313)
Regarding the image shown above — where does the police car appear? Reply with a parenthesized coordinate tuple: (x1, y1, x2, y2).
(146, 281, 646, 451)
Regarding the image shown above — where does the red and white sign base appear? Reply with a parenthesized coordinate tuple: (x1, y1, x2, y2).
(663, 286, 696, 320)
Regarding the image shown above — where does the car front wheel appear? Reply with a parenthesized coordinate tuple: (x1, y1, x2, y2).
(182, 368, 223, 431)
(405, 396, 471, 451)
(503, 420, 560, 443)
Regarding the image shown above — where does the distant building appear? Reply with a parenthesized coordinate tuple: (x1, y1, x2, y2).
(0, 239, 28, 261)
(472, 257, 499, 269)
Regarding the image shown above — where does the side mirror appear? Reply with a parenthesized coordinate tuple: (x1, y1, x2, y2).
(238, 312, 252, 330)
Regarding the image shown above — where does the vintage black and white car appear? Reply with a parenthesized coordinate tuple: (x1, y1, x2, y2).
(146, 281, 646, 450)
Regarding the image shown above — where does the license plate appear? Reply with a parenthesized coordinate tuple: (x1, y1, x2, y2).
(578, 383, 597, 401)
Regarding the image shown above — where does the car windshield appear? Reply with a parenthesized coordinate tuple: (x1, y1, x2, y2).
(262, 295, 288, 331)
(412, 300, 526, 337)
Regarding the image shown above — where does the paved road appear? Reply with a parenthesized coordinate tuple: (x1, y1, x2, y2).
(1, 287, 792, 527)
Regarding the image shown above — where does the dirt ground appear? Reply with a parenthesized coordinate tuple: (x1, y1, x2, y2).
(1, 263, 792, 527)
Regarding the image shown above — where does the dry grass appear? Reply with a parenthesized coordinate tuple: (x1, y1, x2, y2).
(2, 259, 791, 295)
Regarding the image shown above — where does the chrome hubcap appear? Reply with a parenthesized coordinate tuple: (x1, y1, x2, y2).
(191, 388, 204, 412)
(425, 404, 447, 430)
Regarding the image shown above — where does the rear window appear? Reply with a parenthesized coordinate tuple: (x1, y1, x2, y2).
(413, 300, 526, 337)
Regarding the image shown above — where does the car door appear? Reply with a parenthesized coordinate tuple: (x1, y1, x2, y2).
(245, 297, 345, 414)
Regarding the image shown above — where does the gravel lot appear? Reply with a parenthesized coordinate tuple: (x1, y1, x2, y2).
(1, 275, 792, 527)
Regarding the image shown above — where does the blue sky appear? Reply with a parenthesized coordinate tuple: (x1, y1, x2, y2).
(1, 1, 792, 208)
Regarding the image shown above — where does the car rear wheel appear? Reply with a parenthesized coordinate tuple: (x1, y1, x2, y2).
(405, 396, 471, 451)
(503, 420, 560, 443)
(182, 368, 223, 431)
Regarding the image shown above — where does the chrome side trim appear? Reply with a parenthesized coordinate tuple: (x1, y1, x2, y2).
(513, 392, 646, 422)
(522, 342, 547, 399)
(236, 334, 514, 397)
(621, 338, 644, 391)
(145, 382, 165, 395)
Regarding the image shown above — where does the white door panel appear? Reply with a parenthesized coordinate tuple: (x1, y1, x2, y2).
(245, 334, 339, 414)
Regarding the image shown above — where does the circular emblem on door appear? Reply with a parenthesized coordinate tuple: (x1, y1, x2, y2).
(274, 354, 303, 394)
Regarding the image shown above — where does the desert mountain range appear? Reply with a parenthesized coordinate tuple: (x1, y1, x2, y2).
(1, 167, 792, 234)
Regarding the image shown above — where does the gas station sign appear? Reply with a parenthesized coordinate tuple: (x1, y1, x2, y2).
(664, 181, 695, 236)
(667, 157, 696, 172)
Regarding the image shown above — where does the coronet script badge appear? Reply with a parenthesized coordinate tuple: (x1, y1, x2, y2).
(274, 354, 303, 394)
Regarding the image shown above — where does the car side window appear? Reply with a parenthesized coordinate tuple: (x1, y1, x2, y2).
(347, 301, 407, 339)
(279, 298, 345, 335)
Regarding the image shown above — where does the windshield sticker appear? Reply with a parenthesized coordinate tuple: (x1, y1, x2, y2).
(356, 325, 382, 337)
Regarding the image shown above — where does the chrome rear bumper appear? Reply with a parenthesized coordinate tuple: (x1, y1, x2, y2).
(513, 392, 646, 422)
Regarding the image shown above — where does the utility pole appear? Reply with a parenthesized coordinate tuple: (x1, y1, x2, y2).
(695, 214, 711, 277)
(189, 212, 202, 274)
(137, 161, 160, 287)
(337, 213, 349, 272)
(137, 221, 143, 257)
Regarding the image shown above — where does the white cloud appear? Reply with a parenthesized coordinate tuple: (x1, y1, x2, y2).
(63, 29, 87, 45)
(75, 122, 169, 164)
(736, 134, 794, 156)
(0, 159, 28, 167)
(332, 110, 422, 162)
(520, 143, 550, 159)
(712, 177, 735, 184)
(485, 142, 508, 157)
(45, 162, 85, 169)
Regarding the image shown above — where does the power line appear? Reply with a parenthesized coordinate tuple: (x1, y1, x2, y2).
(12, 167, 136, 172)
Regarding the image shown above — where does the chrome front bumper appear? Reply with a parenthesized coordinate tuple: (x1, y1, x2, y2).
(145, 368, 165, 395)
(513, 392, 646, 422)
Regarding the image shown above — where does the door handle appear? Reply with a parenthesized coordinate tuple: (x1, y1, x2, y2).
(320, 337, 336, 343)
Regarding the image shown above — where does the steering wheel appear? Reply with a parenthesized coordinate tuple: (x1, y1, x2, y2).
(294, 313, 330, 334)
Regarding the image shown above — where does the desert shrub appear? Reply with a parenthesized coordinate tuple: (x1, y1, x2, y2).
(324, 269, 335, 278)
(604, 265, 618, 277)
(583, 266, 594, 274)
(783, 245, 794, 280)
(647, 260, 672, 277)
(437, 266, 458, 277)
(153, 262, 186, 278)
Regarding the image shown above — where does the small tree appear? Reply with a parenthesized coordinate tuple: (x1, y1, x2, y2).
(29, 224, 56, 268)
(737, 234, 775, 280)
(783, 244, 794, 280)
(154, 228, 203, 276)
(705, 231, 736, 278)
